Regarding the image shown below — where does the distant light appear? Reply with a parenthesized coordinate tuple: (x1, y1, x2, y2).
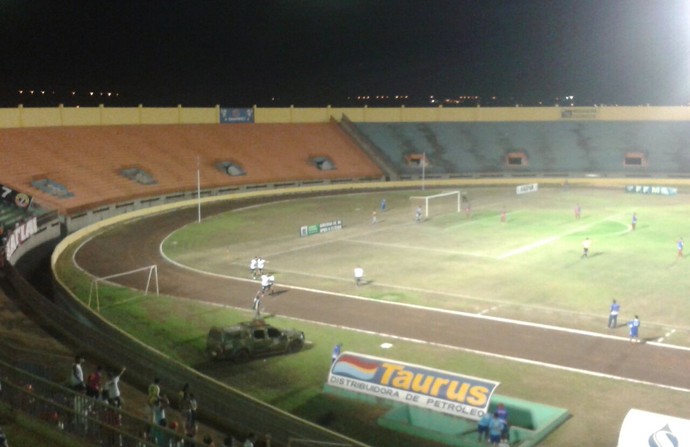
(18, 90, 22, 94)
(89, 92, 94, 96)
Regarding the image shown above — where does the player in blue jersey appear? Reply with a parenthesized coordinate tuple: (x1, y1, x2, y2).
(678, 238, 684, 258)
(631, 212, 637, 231)
(628, 315, 640, 343)
(608, 299, 620, 328)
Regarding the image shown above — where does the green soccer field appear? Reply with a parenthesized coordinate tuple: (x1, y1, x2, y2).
(163, 185, 690, 347)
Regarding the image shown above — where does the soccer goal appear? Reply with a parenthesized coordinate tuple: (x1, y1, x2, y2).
(409, 191, 462, 219)
(88, 264, 159, 312)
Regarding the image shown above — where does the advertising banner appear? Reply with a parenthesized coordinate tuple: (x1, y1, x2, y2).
(219, 108, 254, 123)
(328, 352, 499, 420)
(5, 216, 38, 260)
(560, 108, 597, 120)
(625, 185, 677, 196)
(618, 409, 690, 447)
(1, 184, 32, 208)
(299, 220, 343, 237)
(516, 183, 538, 195)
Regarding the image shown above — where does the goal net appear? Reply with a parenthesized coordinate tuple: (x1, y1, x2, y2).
(409, 191, 462, 220)
(88, 265, 159, 312)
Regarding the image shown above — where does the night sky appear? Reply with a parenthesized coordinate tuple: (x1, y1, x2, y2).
(2, 1, 690, 107)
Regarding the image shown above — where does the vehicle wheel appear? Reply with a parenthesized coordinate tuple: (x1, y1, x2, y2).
(287, 341, 303, 354)
(234, 349, 250, 363)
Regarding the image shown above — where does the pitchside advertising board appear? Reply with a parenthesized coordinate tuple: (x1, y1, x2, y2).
(299, 220, 343, 237)
(618, 408, 690, 447)
(328, 352, 499, 421)
(4, 216, 38, 260)
(625, 185, 677, 196)
(516, 183, 538, 195)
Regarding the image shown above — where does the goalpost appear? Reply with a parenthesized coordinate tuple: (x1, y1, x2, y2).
(88, 264, 159, 312)
(409, 190, 462, 219)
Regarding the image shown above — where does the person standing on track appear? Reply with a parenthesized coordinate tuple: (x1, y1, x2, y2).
(608, 299, 620, 329)
(628, 315, 641, 343)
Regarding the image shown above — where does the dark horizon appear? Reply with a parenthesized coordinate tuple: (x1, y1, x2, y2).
(3, 1, 690, 108)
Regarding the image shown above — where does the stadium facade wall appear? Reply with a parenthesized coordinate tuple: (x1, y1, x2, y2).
(4, 105, 690, 128)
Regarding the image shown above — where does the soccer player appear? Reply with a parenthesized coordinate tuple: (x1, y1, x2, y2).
(631, 212, 637, 231)
(628, 315, 640, 343)
(331, 343, 342, 364)
(354, 266, 364, 286)
(582, 237, 591, 258)
(257, 257, 267, 275)
(249, 256, 258, 279)
(608, 299, 620, 328)
(574, 204, 581, 220)
(252, 291, 263, 319)
(677, 238, 684, 258)
(415, 206, 422, 223)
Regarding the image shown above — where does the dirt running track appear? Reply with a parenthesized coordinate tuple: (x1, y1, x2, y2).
(74, 200, 690, 393)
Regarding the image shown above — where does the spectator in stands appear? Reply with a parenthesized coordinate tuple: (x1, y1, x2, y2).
(104, 366, 126, 408)
(151, 395, 170, 425)
(148, 377, 161, 406)
(243, 433, 256, 447)
(0, 426, 8, 447)
(70, 356, 86, 392)
(85, 365, 103, 399)
(184, 419, 198, 447)
(178, 382, 191, 413)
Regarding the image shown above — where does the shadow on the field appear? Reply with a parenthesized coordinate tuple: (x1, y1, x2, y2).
(267, 289, 288, 297)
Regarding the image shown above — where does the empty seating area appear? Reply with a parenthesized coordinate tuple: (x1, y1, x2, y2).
(355, 121, 690, 176)
(0, 123, 383, 213)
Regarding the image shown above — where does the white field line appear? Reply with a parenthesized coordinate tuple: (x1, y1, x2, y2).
(497, 214, 624, 260)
